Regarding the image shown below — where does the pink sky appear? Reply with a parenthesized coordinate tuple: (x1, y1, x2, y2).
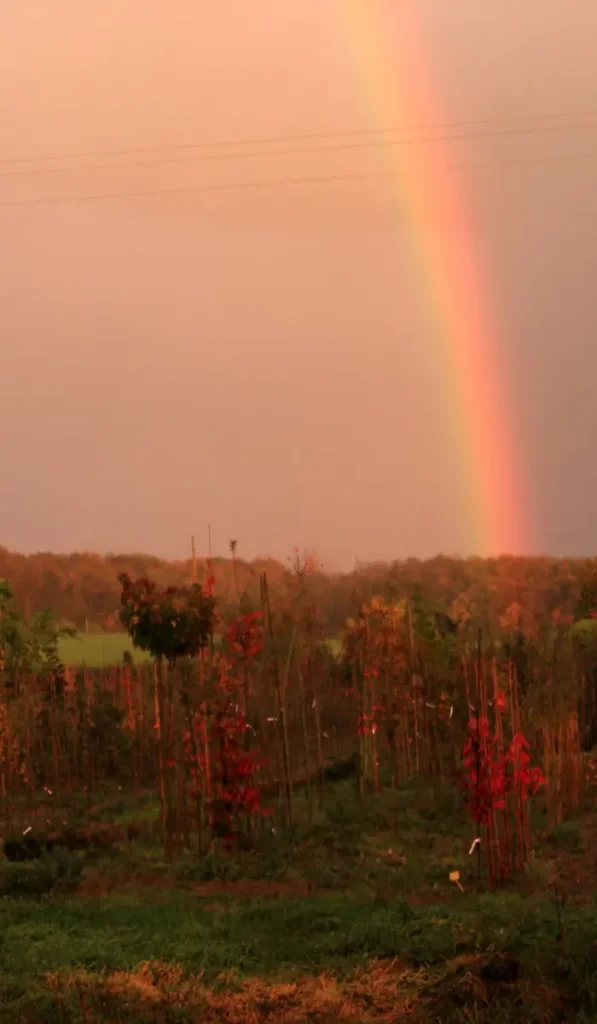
(1, 0, 597, 568)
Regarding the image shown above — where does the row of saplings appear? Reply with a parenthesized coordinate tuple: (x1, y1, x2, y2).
(2, 821, 142, 862)
(0, 753, 364, 862)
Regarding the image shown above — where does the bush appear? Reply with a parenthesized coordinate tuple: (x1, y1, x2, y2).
(0, 852, 85, 898)
(547, 819, 583, 853)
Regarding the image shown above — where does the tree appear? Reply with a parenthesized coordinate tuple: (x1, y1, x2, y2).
(118, 574, 216, 661)
(118, 573, 217, 859)
(576, 577, 597, 622)
(0, 578, 74, 692)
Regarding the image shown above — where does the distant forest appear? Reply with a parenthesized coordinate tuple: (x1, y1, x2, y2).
(0, 547, 596, 638)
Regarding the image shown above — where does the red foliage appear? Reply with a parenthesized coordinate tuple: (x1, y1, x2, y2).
(210, 702, 269, 847)
(508, 733, 546, 798)
(224, 611, 264, 661)
(184, 620, 269, 848)
(357, 704, 384, 736)
(462, 717, 545, 827)
(494, 691, 507, 713)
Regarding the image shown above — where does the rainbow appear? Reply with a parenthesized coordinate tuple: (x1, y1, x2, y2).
(332, 1, 527, 555)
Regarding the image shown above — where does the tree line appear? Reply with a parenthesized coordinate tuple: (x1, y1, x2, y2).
(0, 545, 596, 639)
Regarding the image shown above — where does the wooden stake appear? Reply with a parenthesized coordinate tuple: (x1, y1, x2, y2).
(408, 602, 420, 776)
(191, 536, 197, 584)
(298, 659, 314, 824)
(262, 573, 293, 827)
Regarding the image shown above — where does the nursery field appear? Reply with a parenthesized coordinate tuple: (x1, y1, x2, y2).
(2, 571, 597, 1021)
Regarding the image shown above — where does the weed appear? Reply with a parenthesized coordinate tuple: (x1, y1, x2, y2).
(547, 818, 584, 853)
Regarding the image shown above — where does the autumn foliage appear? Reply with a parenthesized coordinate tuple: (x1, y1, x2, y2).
(463, 720, 545, 826)
(0, 560, 591, 886)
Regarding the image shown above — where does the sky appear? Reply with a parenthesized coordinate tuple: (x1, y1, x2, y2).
(1, 0, 596, 570)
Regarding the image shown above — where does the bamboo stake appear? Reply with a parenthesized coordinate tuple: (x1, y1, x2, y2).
(191, 536, 197, 584)
(297, 659, 314, 824)
(262, 574, 293, 827)
(408, 603, 420, 776)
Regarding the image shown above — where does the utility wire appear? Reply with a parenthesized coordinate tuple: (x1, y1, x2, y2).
(2, 119, 597, 180)
(1, 148, 596, 210)
(1, 106, 596, 167)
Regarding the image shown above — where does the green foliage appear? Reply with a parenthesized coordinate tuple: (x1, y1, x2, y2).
(577, 577, 597, 621)
(27, 609, 77, 677)
(410, 590, 459, 665)
(118, 573, 216, 660)
(0, 851, 85, 898)
(87, 684, 131, 779)
(570, 618, 597, 649)
(0, 579, 23, 667)
(0, 578, 74, 684)
(547, 818, 583, 853)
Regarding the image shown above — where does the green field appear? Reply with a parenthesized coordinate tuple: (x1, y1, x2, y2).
(59, 633, 341, 667)
(58, 632, 150, 667)
(3, 776, 597, 1022)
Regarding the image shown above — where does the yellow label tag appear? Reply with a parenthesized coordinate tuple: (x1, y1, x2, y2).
(449, 870, 464, 892)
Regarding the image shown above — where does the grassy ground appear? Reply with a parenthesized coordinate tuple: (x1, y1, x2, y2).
(3, 777, 597, 1022)
(58, 632, 151, 667)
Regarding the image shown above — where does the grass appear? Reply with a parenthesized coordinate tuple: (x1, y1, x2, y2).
(58, 632, 151, 667)
(2, 889, 597, 1020)
(3, 777, 597, 1022)
(59, 633, 341, 667)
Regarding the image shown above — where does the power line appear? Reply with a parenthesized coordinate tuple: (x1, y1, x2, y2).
(2, 119, 597, 181)
(1, 148, 596, 210)
(1, 106, 596, 167)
